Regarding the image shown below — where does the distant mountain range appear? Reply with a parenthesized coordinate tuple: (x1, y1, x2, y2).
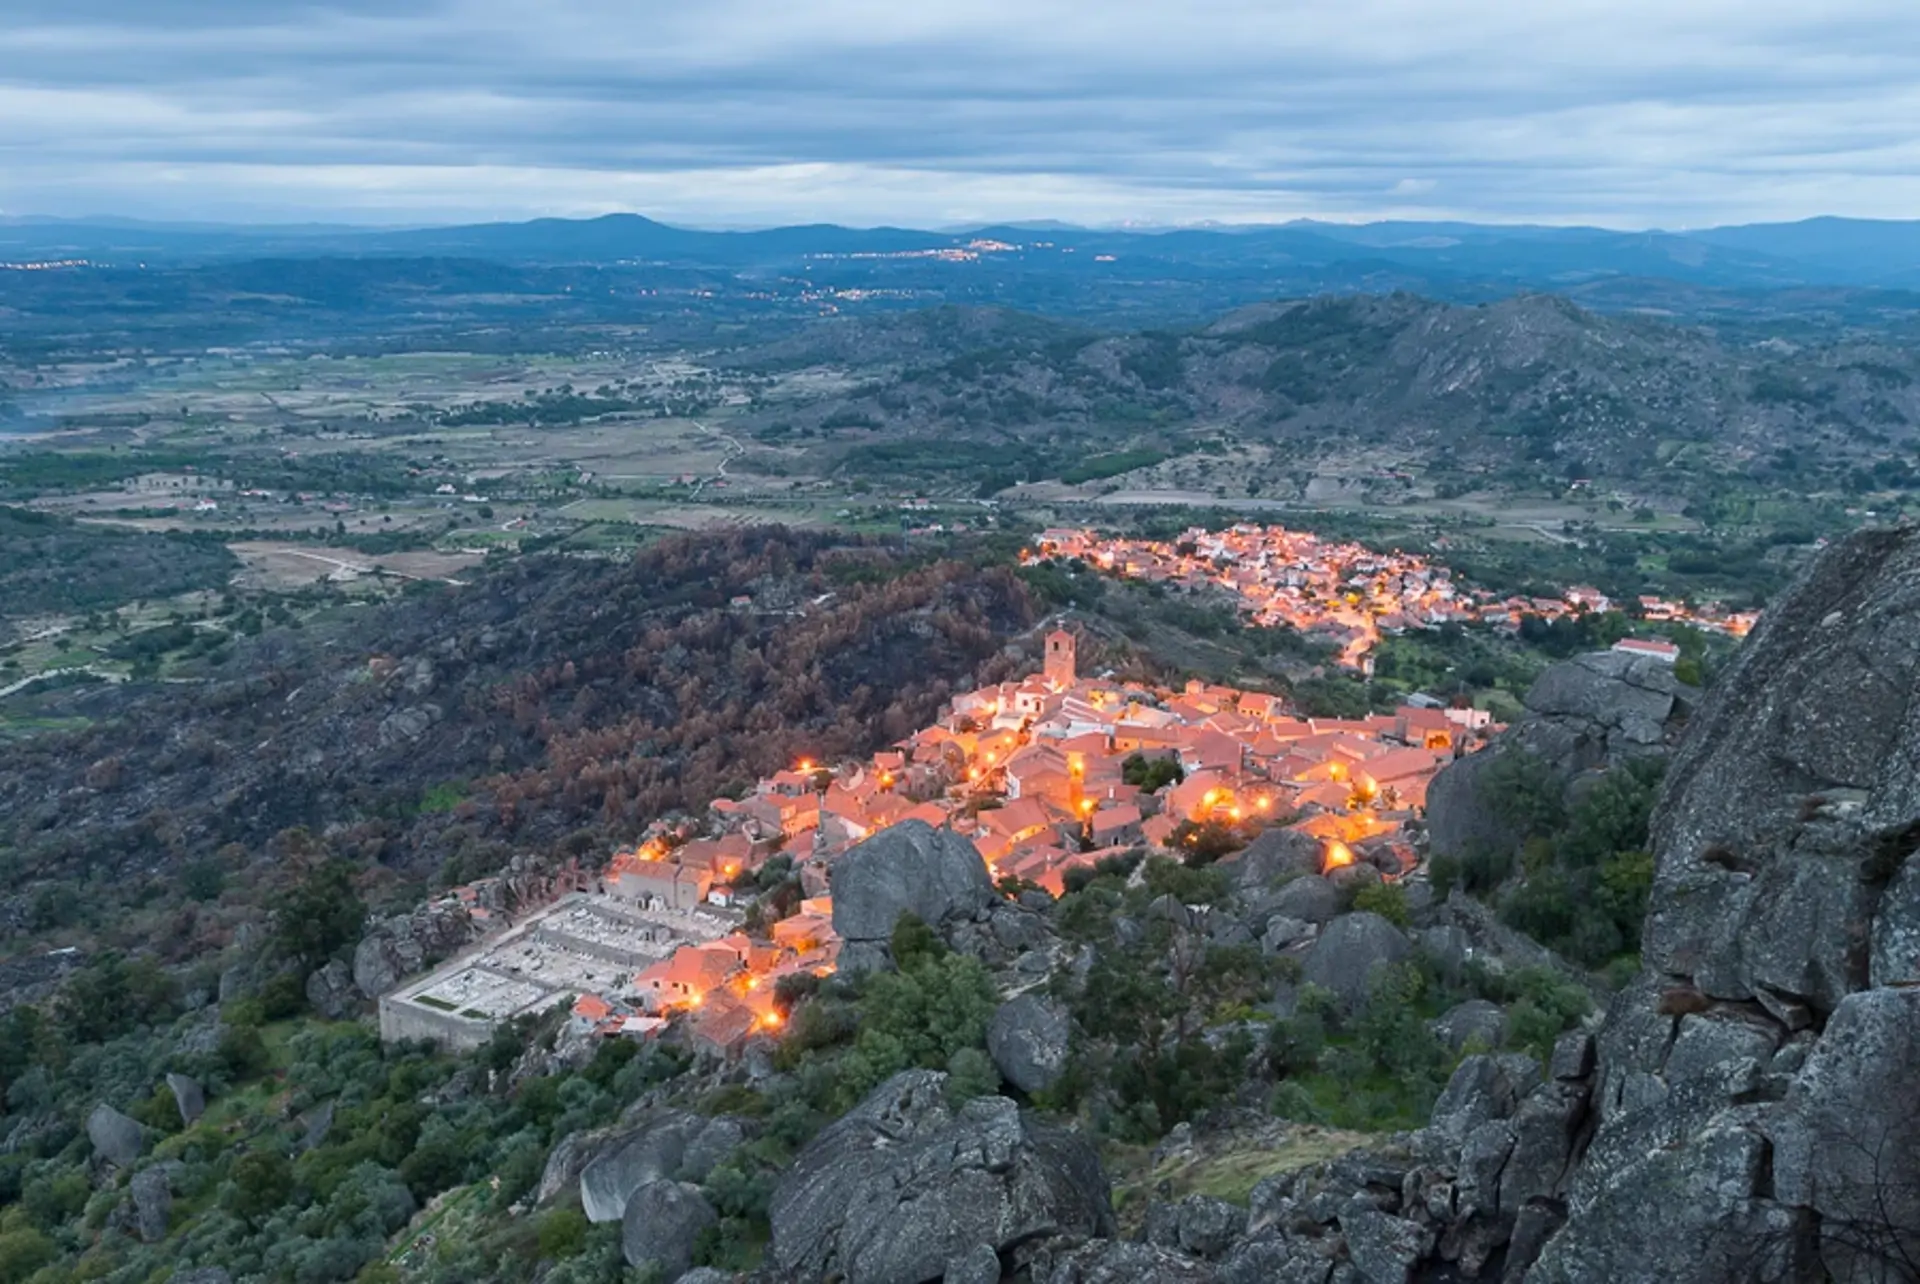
(7, 213, 1920, 350)
(5, 212, 1920, 292)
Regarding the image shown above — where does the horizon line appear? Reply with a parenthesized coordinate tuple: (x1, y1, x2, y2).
(0, 210, 1905, 237)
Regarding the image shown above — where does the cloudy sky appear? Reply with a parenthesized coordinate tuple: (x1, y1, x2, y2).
(3, 0, 1918, 228)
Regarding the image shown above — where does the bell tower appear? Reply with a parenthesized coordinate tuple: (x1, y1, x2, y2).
(1044, 627, 1077, 690)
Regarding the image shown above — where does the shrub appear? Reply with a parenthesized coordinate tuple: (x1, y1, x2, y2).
(1265, 1014, 1326, 1077)
(1504, 969, 1593, 1059)
(537, 1208, 591, 1260)
(1142, 857, 1229, 905)
(0, 1228, 56, 1284)
(944, 1047, 1002, 1103)
(1269, 1081, 1321, 1124)
(1355, 966, 1447, 1082)
(858, 953, 997, 1075)
(888, 913, 946, 971)
(226, 1151, 294, 1225)
(1499, 867, 1579, 945)
(1352, 882, 1409, 928)
(1121, 753, 1183, 792)
(1170, 820, 1247, 866)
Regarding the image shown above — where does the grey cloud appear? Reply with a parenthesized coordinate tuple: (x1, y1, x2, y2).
(1, 0, 1918, 224)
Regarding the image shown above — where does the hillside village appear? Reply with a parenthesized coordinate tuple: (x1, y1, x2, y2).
(1028, 524, 1758, 669)
(383, 626, 1495, 1058)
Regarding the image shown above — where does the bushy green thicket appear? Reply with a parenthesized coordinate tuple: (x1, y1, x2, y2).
(774, 914, 1000, 1116)
(1431, 751, 1661, 969)
(1040, 856, 1276, 1140)
(0, 961, 689, 1284)
(1264, 962, 1591, 1132)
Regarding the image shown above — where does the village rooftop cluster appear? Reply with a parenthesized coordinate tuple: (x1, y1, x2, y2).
(384, 628, 1496, 1057)
(1026, 525, 1757, 669)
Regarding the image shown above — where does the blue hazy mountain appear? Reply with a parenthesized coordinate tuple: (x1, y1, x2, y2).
(3, 212, 1915, 287)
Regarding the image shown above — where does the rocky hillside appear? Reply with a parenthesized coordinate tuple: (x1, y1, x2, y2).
(0, 530, 1040, 951)
(710, 524, 1920, 1284)
(1526, 523, 1920, 1281)
(735, 295, 1920, 492)
(15, 523, 1920, 1284)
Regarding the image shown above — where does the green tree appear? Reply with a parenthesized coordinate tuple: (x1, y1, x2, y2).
(1558, 760, 1663, 869)
(21, 1168, 88, 1229)
(54, 952, 177, 1044)
(0, 1227, 56, 1284)
(857, 953, 998, 1076)
(182, 856, 228, 902)
(1484, 749, 1567, 840)
(1168, 819, 1246, 866)
(1121, 753, 1184, 792)
(276, 859, 367, 967)
(888, 912, 946, 971)
(227, 1149, 295, 1225)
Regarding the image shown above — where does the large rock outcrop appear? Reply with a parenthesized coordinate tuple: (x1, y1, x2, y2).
(304, 960, 358, 1020)
(1228, 826, 1324, 889)
(128, 1166, 173, 1243)
(1426, 650, 1694, 860)
(1298, 911, 1412, 1012)
(1048, 1039, 1596, 1284)
(165, 1073, 206, 1127)
(987, 994, 1072, 1096)
(830, 820, 997, 966)
(352, 901, 475, 999)
(767, 1070, 1114, 1284)
(620, 1179, 718, 1275)
(87, 1103, 145, 1166)
(1525, 524, 1920, 1282)
(1004, 528, 1920, 1283)
(577, 1109, 743, 1224)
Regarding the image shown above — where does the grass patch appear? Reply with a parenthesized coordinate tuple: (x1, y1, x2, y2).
(417, 781, 468, 815)
(434, 529, 523, 552)
(1274, 1067, 1441, 1133)
(1107, 1123, 1367, 1222)
(1057, 449, 1168, 485)
(554, 522, 658, 552)
(0, 714, 92, 743)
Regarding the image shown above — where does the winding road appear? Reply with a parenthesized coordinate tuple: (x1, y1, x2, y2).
(688, 420, 746, 498)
